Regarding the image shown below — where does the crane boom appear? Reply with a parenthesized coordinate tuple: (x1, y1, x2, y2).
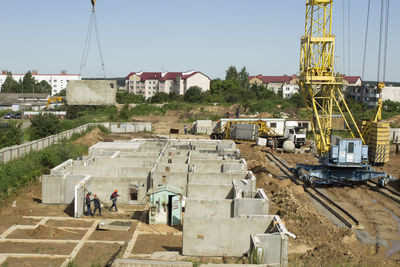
(299, 0, 364, 157)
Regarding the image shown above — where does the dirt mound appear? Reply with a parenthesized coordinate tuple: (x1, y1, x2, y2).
(237, 143, 397, 266)
(73, 127, 113, 147)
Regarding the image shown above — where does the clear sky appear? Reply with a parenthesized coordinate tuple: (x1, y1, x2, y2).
(0, 0, 399, 81)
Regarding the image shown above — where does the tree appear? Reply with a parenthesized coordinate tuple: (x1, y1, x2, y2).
(1, 72, 20, 93)
(35, 80, 52, 94)
(55, 89, 66, 96)
(184, 86, 204, 103)
(119, 104, 130, 120)
(29, 114, 61, 140)
(238, 67, 249, 89)
(22, 71, 36, 93)
(149, 92, 169, 103)
(289, 92, 306, 108)
(0, 122, 23, 149)
(225, 66, 238, 81)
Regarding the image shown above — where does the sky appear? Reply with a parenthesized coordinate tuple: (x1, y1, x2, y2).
(0, 0, 399, 81)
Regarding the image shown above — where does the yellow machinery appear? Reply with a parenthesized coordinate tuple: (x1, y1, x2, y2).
(299, 0, 389, 164)
(46, 96, 64, 109)
(296, 0, 392, 184)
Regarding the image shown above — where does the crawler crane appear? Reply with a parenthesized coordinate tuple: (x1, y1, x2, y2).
(295, 0, 392, 185)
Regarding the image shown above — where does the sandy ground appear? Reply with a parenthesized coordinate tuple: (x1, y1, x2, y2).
(238, 143, 400, 266)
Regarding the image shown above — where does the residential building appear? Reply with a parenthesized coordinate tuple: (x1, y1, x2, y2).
(125, 71, 210, 99)
(249, 75, 299, 98)
(0, 70, 81, 95)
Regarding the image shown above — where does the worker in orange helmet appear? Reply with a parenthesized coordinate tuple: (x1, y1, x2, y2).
(110, 189, 119, 212)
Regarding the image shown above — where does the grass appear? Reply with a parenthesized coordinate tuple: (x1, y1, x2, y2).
(0, 141, 87, 202)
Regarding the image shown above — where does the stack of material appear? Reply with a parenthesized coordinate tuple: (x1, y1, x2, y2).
(367, 121, 390, 164)
(192, 120, 213, 135)
(231, 124, 257, 141)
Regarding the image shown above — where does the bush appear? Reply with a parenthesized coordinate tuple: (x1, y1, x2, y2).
(29, 114, 61, 140)
(184, 86, 204, 103)
(0, 142, 86, 201)
(0, 122, 23, 149)
(116, 92, 145, 104)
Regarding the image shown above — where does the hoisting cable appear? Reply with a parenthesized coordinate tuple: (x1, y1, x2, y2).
(361, 0, 371, 80)
(347, 0, 351, 75)
(377, 0, 385, 82)
(383, 0, 390, 82)
(79, 1, 106, 78)
(342, 0, 346, 74)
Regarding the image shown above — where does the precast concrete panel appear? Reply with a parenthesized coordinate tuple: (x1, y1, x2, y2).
(66, 80, 117, 105)
(182, 216, 274, 257)
(233, 198, 269, 217)
(188, 173, 246, 185)
(187, 184, 233, 200)
(42, 175, 62, 204)
(185, 199, 233, 218)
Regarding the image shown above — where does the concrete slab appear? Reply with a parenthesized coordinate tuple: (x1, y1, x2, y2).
(66, 80, 117, 105)
(98, 220, 133, 231)
(113, 259, 192, 267)
(149, 251, 179, 261)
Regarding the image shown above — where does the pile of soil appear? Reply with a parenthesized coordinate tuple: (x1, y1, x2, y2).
(73, 127, 113, 147)
(31, 225, 81, 239)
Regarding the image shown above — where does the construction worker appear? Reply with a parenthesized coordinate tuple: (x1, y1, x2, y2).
(85, 192, 92, 216)
(110, 189, 119, 212)
(184, 125, 188, 135)
(92, 194, 101, 216)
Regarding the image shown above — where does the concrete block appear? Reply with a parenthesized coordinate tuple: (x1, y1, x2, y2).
(222, 163, 246, 173)
(98, 220, 133, 231)
(66, 80, 117, 105)
(187, 184, 233, 200)
(150, 251, 179, 261)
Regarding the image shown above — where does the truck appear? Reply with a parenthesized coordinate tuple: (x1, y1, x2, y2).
(210, 118, 307, 149)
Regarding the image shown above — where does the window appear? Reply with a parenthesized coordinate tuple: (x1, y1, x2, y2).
(54, 80, 57, 82)
(348, 142, 354, 153)
(270, 123, 277, 128)
(110, 83, 114, 88)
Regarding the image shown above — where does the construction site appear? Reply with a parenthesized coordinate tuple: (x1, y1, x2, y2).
(1, 0, 400, 266)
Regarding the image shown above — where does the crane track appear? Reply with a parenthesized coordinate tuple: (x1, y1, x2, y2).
(365, 180, 400, 205)
(266, 151, 362, 229)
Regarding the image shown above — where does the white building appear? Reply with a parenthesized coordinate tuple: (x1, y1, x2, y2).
(282, 84, 300, 98)
(125, 71, 211, 99)
(0, 70, 81, 95)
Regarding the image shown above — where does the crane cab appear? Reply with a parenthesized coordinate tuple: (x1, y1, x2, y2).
(328, 137, 369, 167)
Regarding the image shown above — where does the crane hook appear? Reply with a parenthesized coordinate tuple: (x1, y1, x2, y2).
(91, 0, 96, 11)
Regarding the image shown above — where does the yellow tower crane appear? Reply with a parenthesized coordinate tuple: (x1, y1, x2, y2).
(296, 0, 392, 185)
(299, 0, 364, 157)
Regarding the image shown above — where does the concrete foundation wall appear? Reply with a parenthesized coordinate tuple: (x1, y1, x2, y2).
(42, 175, 63, 204)
(233, 198, 269, 217)
(187, 184, 233, 200)
(182, 216, 274, 257)
(66, 80, 117, 105)
(188, 173, 246, 185)
(109, 122, 152, 133)
(89, 177, 148, 204)
(152, 172, 187, 193)
(156, 163, 188, 172)
(185, 199, 233, 218)
(65, 166, 150, 178)
(92, 157, 156, 168)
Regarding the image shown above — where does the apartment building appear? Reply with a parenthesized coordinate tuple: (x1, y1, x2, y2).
(125, 71, 210, 99)
(0, 70, 81, 95)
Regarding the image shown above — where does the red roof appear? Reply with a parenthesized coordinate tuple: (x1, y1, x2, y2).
(343, 76, 361, 84)
(125, 71, 204, 81)
(249, 75, 296, 84)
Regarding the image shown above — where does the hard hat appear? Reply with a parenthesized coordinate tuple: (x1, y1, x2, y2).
(115, 189, 118, 192)
(94, 194, 97, 197)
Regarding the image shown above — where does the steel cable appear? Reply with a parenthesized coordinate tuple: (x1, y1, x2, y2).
(361, 0, 371, 80)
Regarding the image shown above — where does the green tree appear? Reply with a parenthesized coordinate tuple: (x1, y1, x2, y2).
(289, 92, 306, 108)
(184, 86, 204, 103)
(150, 92, 169, 103)
(35, 80, 52, 94)
(116, 92, 145, 104)
(238, 67, 249, 89)
(29, 114, 61, 140)
(119, 104, 130, 120)
(55, 89, 66, 96)
(0, 122, 23, 149)
(22, 71, 36, 93)
(1, 72, 20, 93)
(225, 66, 238, 81)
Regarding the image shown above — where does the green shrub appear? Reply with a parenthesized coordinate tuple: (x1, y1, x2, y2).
(29, 114, 61, 140)
(0, 122, 23, 149)
(0, 142, 86, 201)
